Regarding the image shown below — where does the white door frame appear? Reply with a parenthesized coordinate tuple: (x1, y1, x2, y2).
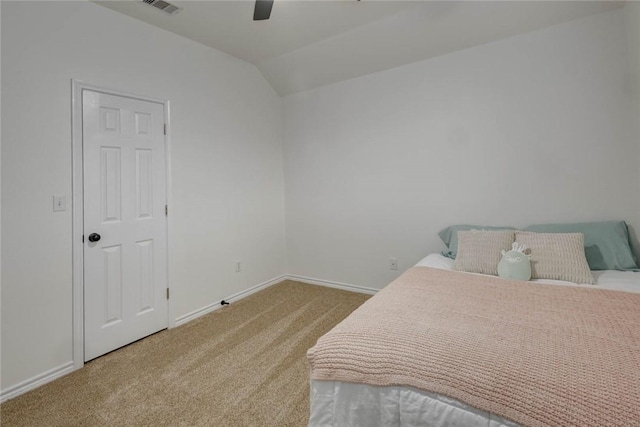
(71, 79, 174, 369)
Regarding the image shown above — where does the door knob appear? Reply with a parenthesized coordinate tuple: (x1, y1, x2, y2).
(88, 233, 101, 243)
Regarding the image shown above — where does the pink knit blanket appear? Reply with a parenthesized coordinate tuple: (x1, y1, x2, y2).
(307, 267, 640, 427)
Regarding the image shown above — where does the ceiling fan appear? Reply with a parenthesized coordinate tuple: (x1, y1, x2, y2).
(253, 0, 274, 21)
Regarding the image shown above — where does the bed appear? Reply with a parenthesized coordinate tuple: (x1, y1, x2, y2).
(307, 253, 640, 427)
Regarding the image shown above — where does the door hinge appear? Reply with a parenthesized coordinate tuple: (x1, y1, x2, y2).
(163, 123, 167, 135)
(82, 234, 84, 243)
(166, 288, 170, 300)
(165, 205, 168, 216)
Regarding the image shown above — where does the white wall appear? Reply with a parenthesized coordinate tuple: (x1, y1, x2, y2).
(0, 1, 3, 390)
(1, 1, 285, 392)
(625, 2, 640, 251)
(284, 8, 640, 289)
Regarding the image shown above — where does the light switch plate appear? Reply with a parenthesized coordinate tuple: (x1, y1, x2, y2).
(53, 195, 66, 212)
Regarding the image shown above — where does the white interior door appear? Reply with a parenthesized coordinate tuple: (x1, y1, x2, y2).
(83, 89, 168, 361)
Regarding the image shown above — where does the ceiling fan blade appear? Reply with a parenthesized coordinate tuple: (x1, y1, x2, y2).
(253, 0, 274, 21)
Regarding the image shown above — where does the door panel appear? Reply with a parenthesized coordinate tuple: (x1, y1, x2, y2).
(103, 244, 123, 326)
(83, 90, 168, 361)
(135, 149, 153, 219)
(101, 147, 122, 222)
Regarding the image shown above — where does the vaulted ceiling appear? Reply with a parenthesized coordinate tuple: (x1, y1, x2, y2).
(97, 1, 623, 95)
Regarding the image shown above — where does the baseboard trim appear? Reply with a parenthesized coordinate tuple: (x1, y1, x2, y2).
(1, 361, 75, 403)
(174, 274, 287, 327)
(285, 274, 379, 295)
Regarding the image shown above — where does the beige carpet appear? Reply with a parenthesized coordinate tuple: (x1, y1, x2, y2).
(1, 281, 370, 426)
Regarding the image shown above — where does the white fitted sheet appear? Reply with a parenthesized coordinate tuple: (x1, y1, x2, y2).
(308, 254, 640, 427)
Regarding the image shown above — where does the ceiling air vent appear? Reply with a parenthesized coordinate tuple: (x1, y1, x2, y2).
(142, 0, 182, 15)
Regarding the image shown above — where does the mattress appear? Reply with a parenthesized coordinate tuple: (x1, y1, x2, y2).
(308, 254, 640, 427)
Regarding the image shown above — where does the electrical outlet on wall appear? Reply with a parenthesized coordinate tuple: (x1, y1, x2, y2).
(389, 258, 398, 271)
(235, 261, 242, 273)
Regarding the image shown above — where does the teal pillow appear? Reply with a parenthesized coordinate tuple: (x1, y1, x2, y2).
(438, 225, 516, 259)
(524, 221, 638, 271)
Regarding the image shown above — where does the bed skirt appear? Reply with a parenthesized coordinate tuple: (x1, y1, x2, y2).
(309, 380, 521, 427)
